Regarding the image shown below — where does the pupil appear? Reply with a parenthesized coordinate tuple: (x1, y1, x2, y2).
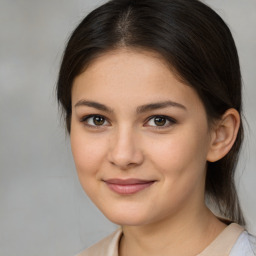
(154, 117, 166, 126)
(93, 116, 104, 125)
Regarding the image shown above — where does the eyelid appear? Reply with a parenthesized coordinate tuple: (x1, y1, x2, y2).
(79, 114, 177, 129)
(144, 115, 177, 128)
(80, 114, 111, 128)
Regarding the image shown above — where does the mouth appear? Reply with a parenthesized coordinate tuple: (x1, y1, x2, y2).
(103, 178, 156, 195)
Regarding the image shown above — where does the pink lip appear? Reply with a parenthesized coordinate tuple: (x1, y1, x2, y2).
(104, 179, 156, 195)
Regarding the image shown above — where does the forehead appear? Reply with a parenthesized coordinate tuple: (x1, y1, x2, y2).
(71, 48, 204, 113)
(74, 48, 173, 86)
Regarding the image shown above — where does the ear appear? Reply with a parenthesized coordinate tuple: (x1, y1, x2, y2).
(207, 108, 240, 162)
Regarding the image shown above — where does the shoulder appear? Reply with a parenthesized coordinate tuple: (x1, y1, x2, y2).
(76, 228, 122, 256)
(230, 231, 256, 256)
(198, 223, 254, 256)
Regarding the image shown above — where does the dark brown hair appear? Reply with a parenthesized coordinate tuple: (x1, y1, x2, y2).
(57, 0, 245, 225)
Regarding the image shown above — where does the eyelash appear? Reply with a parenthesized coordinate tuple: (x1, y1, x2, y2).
(80, 114, 110, 129)
(145, 115, 177, 129)
(80, 114, 177, 129)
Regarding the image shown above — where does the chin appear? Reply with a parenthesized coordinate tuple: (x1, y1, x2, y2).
(107, 215, 148, 226)
(101, 207, 152, 226)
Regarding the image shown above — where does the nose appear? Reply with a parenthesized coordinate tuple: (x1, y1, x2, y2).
(107, 126, 144, 170)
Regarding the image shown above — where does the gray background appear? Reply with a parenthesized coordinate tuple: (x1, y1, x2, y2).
(0, 0, 255, 255)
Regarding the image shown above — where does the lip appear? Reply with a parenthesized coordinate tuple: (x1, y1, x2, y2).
(104, 179, 156, 195)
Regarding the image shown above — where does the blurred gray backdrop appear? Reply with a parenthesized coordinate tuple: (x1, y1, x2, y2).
(0, 0, 255, 255)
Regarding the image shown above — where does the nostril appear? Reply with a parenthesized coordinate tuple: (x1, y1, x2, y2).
(107, 130, 144, 168)
(108, 147, 144, 169)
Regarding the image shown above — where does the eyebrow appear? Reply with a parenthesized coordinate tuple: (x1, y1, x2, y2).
(136, 101, 187, 113)
(74, 99, 187, 113)
(74, 100, 114, 113)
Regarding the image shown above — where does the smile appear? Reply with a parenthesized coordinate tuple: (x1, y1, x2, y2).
(104, 179, 156, 195)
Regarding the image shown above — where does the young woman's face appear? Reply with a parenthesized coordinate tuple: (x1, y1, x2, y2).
(70, 49, 213, 226)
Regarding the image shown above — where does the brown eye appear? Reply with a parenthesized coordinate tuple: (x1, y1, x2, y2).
(154, 117, 167, 126)
(93, 116, 105, 125)
(81, 115, 109, 127)
(146, 115, 176, 128)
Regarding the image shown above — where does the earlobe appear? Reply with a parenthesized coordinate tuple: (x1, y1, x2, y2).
(207, 108, 240, 162)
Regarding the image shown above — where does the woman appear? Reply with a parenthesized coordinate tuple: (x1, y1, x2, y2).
(57, 0, 256, 255)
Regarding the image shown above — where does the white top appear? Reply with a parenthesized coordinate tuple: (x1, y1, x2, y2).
(77, 223, 256, 255)
(230, 231, 256, 256)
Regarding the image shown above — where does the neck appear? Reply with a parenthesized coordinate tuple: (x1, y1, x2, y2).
(119, 206, 226, 256)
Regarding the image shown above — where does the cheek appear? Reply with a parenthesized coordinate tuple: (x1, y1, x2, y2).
(70, 128, 107, 180)
(70, 129, 110, 203)
(148, 127, 209, 179)
(145, 129, 209, 213)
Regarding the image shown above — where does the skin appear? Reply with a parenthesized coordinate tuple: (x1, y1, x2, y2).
(70, 48, 239, 255)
